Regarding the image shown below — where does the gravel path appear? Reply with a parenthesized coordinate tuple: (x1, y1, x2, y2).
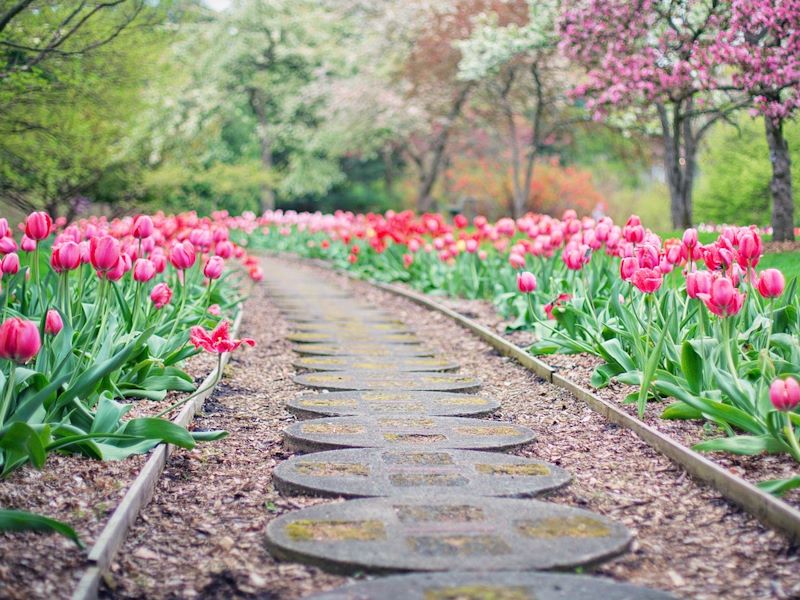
(100, 256, 799, 599)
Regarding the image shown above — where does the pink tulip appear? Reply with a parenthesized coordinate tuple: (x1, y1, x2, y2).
(150, 282, 172, 309)
(133, 258, 156, 283)
(0, 219, 9, 238)
(45, 310, 63, 335)
(682, 228, 698, 250)
(90, 235, 120, 272)
(169, 241, 196, 270)
(20, 235, 36, 253)
(131, 215, 154, 239)
(1, 253, 19, 275)
(203, 256, 224, 280)
(517, 271, 537, 293)
(403, 253, 413, 269)
(509, 252, 526, 269)
(215, 240, 234, 259)
(620, 257, 639, 281)
(769, 377, 800, 412)
(686, 270, 713, 299)
(737, 231, 762, 269)
(24, 212, 52, 241)
(0, 318, 41, 363)
(465, 239, 479, 253)
(151, 250, 167, 273)
(51, 242, 81, 272)
(756, 269, 785, 299)
(208, 304, 221, 316)
(698, 276, 745, 317)
(631, 268, 663, 294)
(0, 237, 17, 254)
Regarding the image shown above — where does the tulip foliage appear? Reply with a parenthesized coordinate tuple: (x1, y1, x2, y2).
(252, 209, 800, 494)
(0, 210, 263, 488)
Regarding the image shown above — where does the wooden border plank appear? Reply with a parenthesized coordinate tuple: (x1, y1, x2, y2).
(71, 308, 244, 600)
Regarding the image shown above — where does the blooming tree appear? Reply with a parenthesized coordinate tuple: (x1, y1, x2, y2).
(713, 0, 800, 241)
(559, 0, 740, 228)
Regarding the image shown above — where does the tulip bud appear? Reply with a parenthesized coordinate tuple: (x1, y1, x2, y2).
(131, 215, 154, 239)
(517, 271, 537, 293)
(169, 241, 196, 270)
(682, 228, 698, 250)
(769, 376, 800, 412)
(0, 237, 17, 254)
(150, 282, 173, 309)
(509, 252, 526, 269)
(756, 268, 785, 299)
(90, 235, 121, 272)
(24, 211, 52, 241)
(203, 256, 224, 280)
(215, 240, 234, 259)
(0, 317, 41, 363)
(1, 253, 19, 275)
(45, 309, 63, 335)
(133, 258, 156, 283)
(620, 257, 639, 281)
(20, 235, 36, 253)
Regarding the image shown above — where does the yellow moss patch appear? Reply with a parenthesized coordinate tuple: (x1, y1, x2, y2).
(294, 462, 370, 477)
(456, 426, 520, 436)
(475, 464, 550, 477)
(302, 423, 364, 434)
(516, 516, 611, 539)
(424, 585, 532, 600)
(285, 519, 386, 541)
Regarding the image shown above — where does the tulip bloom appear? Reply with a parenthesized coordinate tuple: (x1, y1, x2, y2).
(0, 237, 17, 254)
(517, 271, 537, 293)
(51, 241, 81, 272)
(131, 215, 154, 239)
(90, 235, 121, 272)
(682, 228, 698, 250)
(150, 282, 173, 309)
(686, 270, 713, 299)
(620, 257, 639, 281)
(24, 212, 52, 241)
(0, 318, 41, 363)
(698, 276, 745, 317)
(1, 253, 19, 275)
(189, 320, 255, 354)
(631, 268, 663, 294)
(170, 241, 196, 270)
(20, 235, 36, 253)
(770, 377, 800, 412)
(45, 310, 64, 335)
(756, 269, 785, 299)
(203, 256, 224, 280)
(133, 258, 156, 283)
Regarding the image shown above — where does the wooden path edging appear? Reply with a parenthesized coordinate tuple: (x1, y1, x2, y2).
(71, 308, 245, 600)
(366, 278, 800, 545)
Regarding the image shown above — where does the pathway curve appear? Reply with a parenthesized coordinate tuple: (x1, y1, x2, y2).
(261, 260, 673, 598)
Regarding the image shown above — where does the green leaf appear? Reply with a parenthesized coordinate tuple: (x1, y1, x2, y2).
(190, 430, 229, 442)
(0, 422, 50, 473)
(0, 509, 83, 548)
(598, 338, 636, 371)
(693, 435, 786, 455)
(680, 340, 704, 394)
(756, 476, 800, 497)
(661, 401, 703, 420)
(120, 418, 195, 449)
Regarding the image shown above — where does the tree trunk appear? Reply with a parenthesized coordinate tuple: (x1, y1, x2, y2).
(247, 87, 275, 213)
(765, 116, 795, 242)
(657, 103, 694, 229)
(414, 84, 473, 213)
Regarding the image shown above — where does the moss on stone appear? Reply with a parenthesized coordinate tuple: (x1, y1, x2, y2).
(285, 519, 386, 542)
(516, 516, 611, 539)
(475, 463, 550, 477)
(424, 585, 532, 600)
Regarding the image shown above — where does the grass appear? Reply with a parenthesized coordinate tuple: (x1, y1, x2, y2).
(759, 251, 800, 281)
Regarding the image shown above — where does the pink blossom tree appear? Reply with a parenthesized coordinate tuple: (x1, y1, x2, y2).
(559, 0, 741, 229)
(714, 0, 799, 241)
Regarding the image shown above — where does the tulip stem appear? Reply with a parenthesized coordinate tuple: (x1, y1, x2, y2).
(154, 353, 223, 419)
(0, 363, 16, 430)
(784, 413, 800, 463)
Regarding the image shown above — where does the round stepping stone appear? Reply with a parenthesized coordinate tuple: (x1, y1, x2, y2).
(292, 344, 435, 357)
(273, 448, 570, 498)
(282, 416, 535, 452)
(265, 495, 632, 573)
(287, 391, 498, 419)
(293, 372, 481, 392)
(293, 356, 459, 373)
(288, 332, 420, 344)
(306, 572, 676, 600)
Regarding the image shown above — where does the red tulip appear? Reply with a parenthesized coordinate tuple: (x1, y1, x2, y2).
(90, 235, 120, 272)
(0, 318, 41, 363)
(131, 215, 154, 239)
(1, 253, 19, 275)
(150, 282, 172, 309)
(631, 268, 663, 294)
(517, 271, 537, 293)
(45, 310, 63, 335)
(24, 211, 52, 241)
(133, 258, 156, 283)
(769, 376, 800, 412)
(454, 214, 468, 229)
(169, 241, 196, 270)
(190, 320, 255, 354)
(756, 269, 785, 299)
(203, 256, 224, 280)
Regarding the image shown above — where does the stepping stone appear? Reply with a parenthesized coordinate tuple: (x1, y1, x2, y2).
(288, 332, 420, 344)
(287, 391, 498, 418)
(265, 495, 632, 574)
(306, 572, 676, 599)
(282, 416, 535, 452)
(291, 344, 435, 357)
(284, 313, 403, 325)
(293, 372, 481, 392)
(273, 448, 570, 498)
(292, 356, 459, 373)
(291, 322, 411, 334)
